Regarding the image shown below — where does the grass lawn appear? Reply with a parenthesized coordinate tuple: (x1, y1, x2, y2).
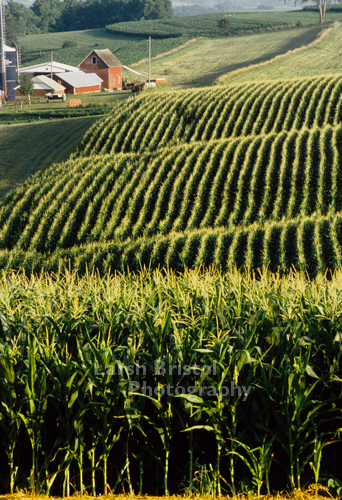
(220, 20, 342, 82)
(0, 115, 102, 198)
(132, 24, 325, 87)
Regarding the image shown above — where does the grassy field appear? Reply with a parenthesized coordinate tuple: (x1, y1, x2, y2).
(18, 29, 189, 68)
(0, 116, 101, 198)
(106, 9, 342, 37)
(18, 10, 342, 72)
(132, 25, 326, 86)
(220, 20, 342, 82)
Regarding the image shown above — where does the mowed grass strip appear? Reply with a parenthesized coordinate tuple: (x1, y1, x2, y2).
(222, 20, 342, 82)
(0, 116, 101, 198)
(133, 25, 325, 87)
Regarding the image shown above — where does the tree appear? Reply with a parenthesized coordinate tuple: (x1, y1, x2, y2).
(289, 0, 335, 23)
(312, 0, 329, 23)
(217, 16, 231, 35)
(30, 0, 65, 32)
(143, 0, 173, 19)
(18, 75, 34, 96)
(5, 0, 40, 40)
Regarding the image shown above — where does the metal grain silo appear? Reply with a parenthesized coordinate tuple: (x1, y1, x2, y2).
(5, 45, 17, 101)
(0, 0, 5, 102)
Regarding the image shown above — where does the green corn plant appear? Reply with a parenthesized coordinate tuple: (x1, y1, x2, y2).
(18, 335, 48, 494)
(227, 434, 277, 496)
(0, 342, 21, 493)
(80, 342, 123, 495)
(41, 350, 90, 496)
(269, 341, 339, 489)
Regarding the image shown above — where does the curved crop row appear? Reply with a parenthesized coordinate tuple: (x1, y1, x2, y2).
(1, 125, 342, 254)
(75, 76, 342, 157)
(1, 212, 342, 277)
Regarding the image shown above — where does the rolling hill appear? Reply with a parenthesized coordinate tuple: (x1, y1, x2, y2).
(75, 76, 342, 155)
(130, 24, 326, 86)
(1, 75, 342, 275)
(220, 19, 342, 82)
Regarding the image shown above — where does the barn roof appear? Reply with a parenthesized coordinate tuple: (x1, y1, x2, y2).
(32, 75, 66, 91)
(79, 49, 122, 68)
(20, 61, 80, 74)
(55, 71, 103, 88)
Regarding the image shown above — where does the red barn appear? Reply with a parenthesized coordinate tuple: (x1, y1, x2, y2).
(79, 49, 122, 91)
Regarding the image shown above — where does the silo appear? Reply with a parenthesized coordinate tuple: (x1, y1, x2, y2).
(0, 0, 5, 100)
(5, 45, 17, 101)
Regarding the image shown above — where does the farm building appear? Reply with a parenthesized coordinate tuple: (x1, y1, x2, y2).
(2, 45, 17, 101)
(79, 49, 122, 91)
(20, 61, 80, 79)
(15, 75, 65, 97)
(53, 71, 103, 94)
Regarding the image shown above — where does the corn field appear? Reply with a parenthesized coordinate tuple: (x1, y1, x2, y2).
(1, 268, 342, 495)
(1, 119, 342, 274)
(75, 76, 342, 157)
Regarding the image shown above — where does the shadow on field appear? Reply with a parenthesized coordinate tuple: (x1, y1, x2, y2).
(197, 25, 324, 85)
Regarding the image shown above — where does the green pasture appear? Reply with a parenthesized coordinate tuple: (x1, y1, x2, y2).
(222, 21, 342, 82)
(19, 29, 189, 68)
(18, 10, 342, 72)
(133, 25, 325, 87)
(106, 9, 342, 38)
(0, 116, 102, 198)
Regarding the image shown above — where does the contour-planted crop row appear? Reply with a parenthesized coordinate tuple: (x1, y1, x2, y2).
(76, 76, 342, 157)
(1, 212, 342, 276)
(2, 125, 342, 254)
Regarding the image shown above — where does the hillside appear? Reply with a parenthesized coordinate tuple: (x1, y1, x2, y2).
(106, 10, 342, 37)
(131, 25, 326, 86)
(1, 76, 342, 275)
(76, 76, 342, 155)
(220, 19, 342, 82)
(19, 29, 189, 68)
(18, 9, 342, 73)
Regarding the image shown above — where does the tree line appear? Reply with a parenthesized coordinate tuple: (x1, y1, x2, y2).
(5, 0, 173, 39)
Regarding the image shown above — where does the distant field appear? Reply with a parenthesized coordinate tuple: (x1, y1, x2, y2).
(18, 10, 342, 71)
(106, 10, 342, 37)
(0, 116, 101, 198)
(221, 20, 342, 82)
(19, 29, 189, 67)
(133, 25, 325, 86)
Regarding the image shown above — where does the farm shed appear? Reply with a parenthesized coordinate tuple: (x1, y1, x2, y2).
(53, 71, 103, 94)
(15, 75, 66, 97)
(20, 61, 80, 79)
(79, 49, 122, 91)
